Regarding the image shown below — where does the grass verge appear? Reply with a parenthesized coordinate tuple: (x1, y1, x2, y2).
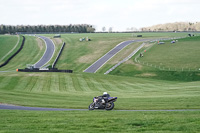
(0, 110, 200, 133)
(0, 35, 20, 64)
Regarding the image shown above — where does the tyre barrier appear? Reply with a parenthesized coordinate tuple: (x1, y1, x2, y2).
(0, 36, 25, 68)
(52, 42, 65, 68)
(16, 68, 73, 73)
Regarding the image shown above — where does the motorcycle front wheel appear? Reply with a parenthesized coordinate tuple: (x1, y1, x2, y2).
(105, 102, 114, 110)
(88, 103, 95, 110)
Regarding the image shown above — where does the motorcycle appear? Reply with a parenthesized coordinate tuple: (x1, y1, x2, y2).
(88, 96, 117, 110)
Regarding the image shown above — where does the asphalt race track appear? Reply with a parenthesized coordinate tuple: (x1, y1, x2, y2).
(34, 36, 55, 68)
(84, 40, 135, 73)
(1, 104, 200, 112)
(0, 104, 87, 111)
(84, 39, 150, 73)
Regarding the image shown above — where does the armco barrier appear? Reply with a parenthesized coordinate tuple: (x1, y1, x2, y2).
(17, 68, 73, 73)
(52, 42, 65, 68)
(0, 36, 25, 68)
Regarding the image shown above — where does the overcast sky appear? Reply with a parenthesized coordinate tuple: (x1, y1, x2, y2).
(0, 0, 199, 31)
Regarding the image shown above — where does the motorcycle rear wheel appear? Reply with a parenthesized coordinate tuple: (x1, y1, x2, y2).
(105, 102, 114, 110)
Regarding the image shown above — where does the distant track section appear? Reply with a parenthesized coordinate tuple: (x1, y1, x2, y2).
(84, 40, 135, 73)
(84, 39, 151, 73)
(104, 42, 146, 74)
(34, 36, 55, 68)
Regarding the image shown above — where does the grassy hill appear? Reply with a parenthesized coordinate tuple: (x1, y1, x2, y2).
(0, 35, 19, 64)
(139, 36, 200, 70)
(51, 32, 188, 72)
(109, 36, 200, 81)
(0, 33, 200, 132)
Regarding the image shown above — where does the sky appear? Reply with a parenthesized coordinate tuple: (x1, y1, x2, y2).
(0, 0, 200, 31)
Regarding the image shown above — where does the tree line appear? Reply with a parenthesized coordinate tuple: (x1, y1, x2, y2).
(141, 22, 200, 32)
(0, 24, 95, 34)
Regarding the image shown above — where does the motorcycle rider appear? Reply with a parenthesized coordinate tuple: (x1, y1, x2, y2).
(96, 92, 110, 104)
(102, 92, 110, 100)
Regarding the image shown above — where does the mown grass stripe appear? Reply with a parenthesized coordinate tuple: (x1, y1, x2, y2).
(30, 76, 42, 92)
(42, 74, 51, 92)
(0, 76, 11, 89)
(123, 82, 146, 90)
(77, 76, 91, 92)
(100, 79, 121, 92)
(88, 78, 105, 92)
(122, 81, 138, 91)
(82, 75, 97, 91)
(6, 77, 20, 91)
(58, 73, 66, 92)
(96, 79, 111, 92)
(14, 76, 30, 91)
(112, 81, 133, 92)
(0, 76, 16, 90)
(23, 75, 34, 92)
(30, 75, 49, 92)
(50, 73, 59, 92)
(71, 74, 82, 91)
(65, 74, 76, 92)
(25, 76, 38, 92)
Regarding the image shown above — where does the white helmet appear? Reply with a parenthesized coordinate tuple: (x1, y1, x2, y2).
(103, 92, 107, 95)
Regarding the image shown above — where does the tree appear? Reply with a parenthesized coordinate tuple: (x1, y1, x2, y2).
(1, 25, 6, 34)
(86, 25, 95, 33)
(0, 24, 96, 34)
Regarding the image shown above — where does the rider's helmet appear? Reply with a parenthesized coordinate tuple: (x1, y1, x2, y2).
(103, 92, 107, 95)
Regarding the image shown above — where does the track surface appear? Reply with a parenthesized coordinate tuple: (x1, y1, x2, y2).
(1, 104, 200, 112)
(0, 104, 86, 111)
(34, 36, 55, 68)
(84, 39, 150, 73)
(84, 40, 135, 73)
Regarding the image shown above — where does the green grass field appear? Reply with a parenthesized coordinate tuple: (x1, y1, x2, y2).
(0, 33, 200, 132)
(0, 35, 20, 64)
(138, 36, 200, 71)
(109, 36, 200, 81)
(1, 110, 200, 133)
